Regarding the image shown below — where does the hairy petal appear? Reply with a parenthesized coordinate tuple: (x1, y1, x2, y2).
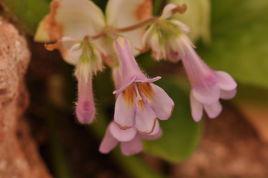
(75, 75, 96, 124)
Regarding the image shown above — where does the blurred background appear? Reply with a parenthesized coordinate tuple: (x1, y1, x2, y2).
(0, 0, 268, 177)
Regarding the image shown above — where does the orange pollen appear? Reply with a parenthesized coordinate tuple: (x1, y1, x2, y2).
(137, 83, 153, 99)
(122, 83, 154, 108)
(137, 100, 145, 109)
(123, 85, 136, 105)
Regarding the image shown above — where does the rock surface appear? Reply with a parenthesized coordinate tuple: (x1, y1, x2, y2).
(0, 18, 51, 178)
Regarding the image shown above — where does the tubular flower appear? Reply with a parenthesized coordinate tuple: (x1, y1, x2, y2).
(143, 3, 237, 121)
(35, 0, 153, 124)
(74, 37, 102, 124)
(179, 35, 237, 121)
(99, 121, 161, 156)
(111, 37, 174, 138)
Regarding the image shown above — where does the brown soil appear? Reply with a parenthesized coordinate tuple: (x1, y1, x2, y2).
(172, 106, 268, 178)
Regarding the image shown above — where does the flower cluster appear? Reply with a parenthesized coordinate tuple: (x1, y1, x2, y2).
(35, 0, 237, 155)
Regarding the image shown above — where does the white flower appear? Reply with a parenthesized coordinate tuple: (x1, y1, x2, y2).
(35, 0, 153, 65)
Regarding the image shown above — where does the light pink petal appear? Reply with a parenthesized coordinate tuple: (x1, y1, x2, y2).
(110, 122, 137, 142)
(148, 120, 160, 136)
(99, 125, 118, 154)
(114, 93, 135, 128)
(120, 136, 143, 156)
(135, 103, 157, 134)
(114, 38, 144, 77)
(204, 101, 222, 119)
(216, 71, 237, 91)
(149, 84, 174, 120)
(140, 120, 162, 140)
(180, 35, 220, 105)
(190, 93, 203, 122)
(192, 85, 220, 105)
(75, 76, 95, 124)
(220, 89, 237, 100)
(113, 76, 136, 95)
(135, 76, 162, 83)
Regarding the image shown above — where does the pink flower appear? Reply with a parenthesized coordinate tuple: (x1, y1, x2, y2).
(74, 37, 102, 124)
(75, 74, 96, 124)
(143, 3, 237, 122)
(179, 35, 237, 121)
(99, 121, 161, 156)
(112, 38, 174, 137)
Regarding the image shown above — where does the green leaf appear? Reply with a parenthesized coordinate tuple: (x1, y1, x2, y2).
(2, 0, 50, 34)
(144, 78, 202, 163)
(201, 0, 268, 89)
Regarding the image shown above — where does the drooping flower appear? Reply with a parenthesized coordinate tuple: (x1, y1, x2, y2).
(35, 0, 153, 124)
(111, 37, 174, 139)
(74, 37, 103, 124)
(143, 3, 237, 121)
(142, 4, 189, 62)
(179, 35, 237, 121)
(99, 121, 161, 156)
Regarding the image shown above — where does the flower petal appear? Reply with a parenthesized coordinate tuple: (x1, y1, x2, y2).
(62, 42, 82, 65)
(149, 84, 174, 120)
(114, 93, 135, 128)
(99, 125, 118, 154)
(204, 101, 222, 119)
(192, 85, 220, 105)
(216, 71, 237, 91)
(161, 3, 178, 19)
(110, 122, 137, 142)
(140, 120, 162, 140)
(114, 38, 148, 89)
(35, 0, 105, 42)
(220, 89, 237, 100)
(190, 92, 203, 122)
(106, 0, 152, 55)
(120, 136, 143, 156)
(75, 75, 95, 124)
(135, 103, 157, 134)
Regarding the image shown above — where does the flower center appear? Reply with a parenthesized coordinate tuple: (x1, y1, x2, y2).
(123, 83, 153, 107)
